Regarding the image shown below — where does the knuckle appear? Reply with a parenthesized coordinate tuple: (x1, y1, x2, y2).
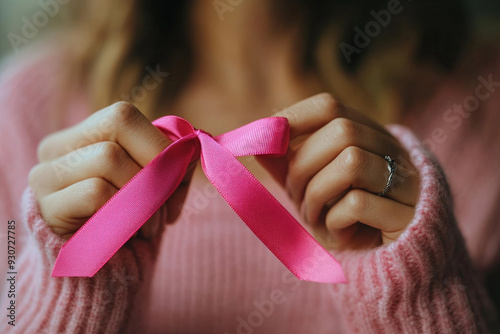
(332, 117, 358, 140)
(345, 190, 370, 214)
(109, 101, 141, 127)
(305, 178, 323, 204)
(315, 93, 343, 117)
(94, 141, 125, 168)
(340, 146, 369, 174)
(84, 178, 113, 202)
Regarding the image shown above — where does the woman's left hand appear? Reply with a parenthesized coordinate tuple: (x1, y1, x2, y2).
(258, 93, 420, 249)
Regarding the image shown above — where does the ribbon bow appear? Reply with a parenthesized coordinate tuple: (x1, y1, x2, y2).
(52, 116, 346, 283)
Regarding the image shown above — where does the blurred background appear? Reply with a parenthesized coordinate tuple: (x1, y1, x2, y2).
(0, 0, 500, 61)
(0, 0, 71, 60)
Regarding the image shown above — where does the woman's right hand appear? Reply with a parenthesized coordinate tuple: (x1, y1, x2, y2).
(29, 102, 190, 240)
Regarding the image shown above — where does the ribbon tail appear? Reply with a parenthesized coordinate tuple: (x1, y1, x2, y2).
(52, 136, 197, 277)
(198, 134, 346, 284)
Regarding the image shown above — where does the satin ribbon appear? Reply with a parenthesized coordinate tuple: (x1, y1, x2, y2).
(52, 116, 346, 284)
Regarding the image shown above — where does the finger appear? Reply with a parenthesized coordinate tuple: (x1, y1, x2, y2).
(325, 189, 415, 245)
(37, 102, 172, 167)
(263, 92, 356, 186)
(30, 141, 142, 199)
(309, 221, 382, 251)
(266, 93, 398, 190)
(327, 223, 383, 250)
(287, 118, 406, 204)
(273, 93, 389, 139)
(303, 147, 419, 224)
(39, 178, 118, 238)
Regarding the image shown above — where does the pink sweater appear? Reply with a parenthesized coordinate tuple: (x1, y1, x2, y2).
(1, 48, 499, 333)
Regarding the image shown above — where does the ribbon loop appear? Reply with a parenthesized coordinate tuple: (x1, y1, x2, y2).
(214, 117, 289, 157)
(52, 116, 346, 284)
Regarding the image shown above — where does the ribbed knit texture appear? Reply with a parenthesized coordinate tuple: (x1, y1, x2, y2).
(1, 46, 499, 333)
(10, 190, 164, 334)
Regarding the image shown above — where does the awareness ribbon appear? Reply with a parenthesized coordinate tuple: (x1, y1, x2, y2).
(52, 116, 346, 284)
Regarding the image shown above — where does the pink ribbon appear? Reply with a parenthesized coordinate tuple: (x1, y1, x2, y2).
(52, 116, 346, 283)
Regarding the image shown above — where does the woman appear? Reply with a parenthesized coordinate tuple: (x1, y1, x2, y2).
(0, 0, 499, 332)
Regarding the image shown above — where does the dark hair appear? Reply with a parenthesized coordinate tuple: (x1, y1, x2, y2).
(68, 0, 470, 115)
(304, 0, 470, 73)
(135, 0, 193, 99)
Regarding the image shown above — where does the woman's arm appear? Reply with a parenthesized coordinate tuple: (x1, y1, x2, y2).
(259, 93, 499, 333)
(330, 125, 499, 333)
(0, 188, 164, 333)
(0, 49, 167, 333)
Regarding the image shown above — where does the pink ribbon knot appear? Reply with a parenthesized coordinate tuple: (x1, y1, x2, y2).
(52, 116, 346, 284)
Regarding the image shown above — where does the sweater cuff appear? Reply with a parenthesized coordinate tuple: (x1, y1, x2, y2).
(22, 187, 165, 276)
(330, 125, 497, 333)
(15, 187, 165, 332)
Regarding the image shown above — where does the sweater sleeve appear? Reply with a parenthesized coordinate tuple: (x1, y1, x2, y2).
(0, 188, 165, 334)
(330, 125, 499, 333)
(0, 47, 165, 333)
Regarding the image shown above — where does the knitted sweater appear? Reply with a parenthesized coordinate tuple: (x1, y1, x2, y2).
(0, 48, 499, 334)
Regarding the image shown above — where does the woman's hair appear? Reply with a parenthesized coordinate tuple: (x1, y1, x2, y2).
(309, 0, 470, 73)
(64, 0, 470, 118)
(65, 0, 192, 117)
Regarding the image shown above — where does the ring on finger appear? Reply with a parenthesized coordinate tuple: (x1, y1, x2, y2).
(378, 155, 397, 197)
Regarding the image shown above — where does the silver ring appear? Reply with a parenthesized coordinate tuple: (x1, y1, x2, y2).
(378, 156, 397, 197)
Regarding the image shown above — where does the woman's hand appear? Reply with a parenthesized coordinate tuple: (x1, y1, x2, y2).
(258, 93, 420, 249)
(29, 102, 192, 240)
